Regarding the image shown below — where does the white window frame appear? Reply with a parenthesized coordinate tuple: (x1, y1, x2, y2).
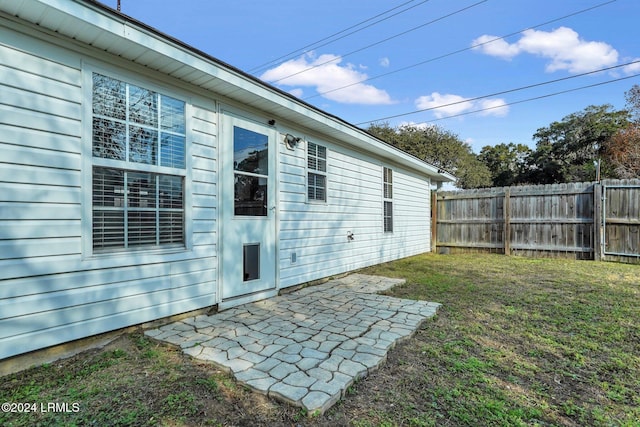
(383, 167, 393, 233)
(307, 141, 328, 203)
(83, 66, 190, 256)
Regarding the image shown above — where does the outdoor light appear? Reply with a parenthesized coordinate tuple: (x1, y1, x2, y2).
(284, 133, 302, 150)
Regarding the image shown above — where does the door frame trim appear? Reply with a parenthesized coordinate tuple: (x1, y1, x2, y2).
(217, 104, 280, 306)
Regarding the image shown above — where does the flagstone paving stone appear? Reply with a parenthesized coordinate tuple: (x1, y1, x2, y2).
(145, 274, 440, 415)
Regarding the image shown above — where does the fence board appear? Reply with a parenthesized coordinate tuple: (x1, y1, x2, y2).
(435, 180, 640, 263)
(602, 179, 640, 262)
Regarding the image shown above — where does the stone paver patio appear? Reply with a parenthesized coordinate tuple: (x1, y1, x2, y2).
(145, 274, 440, 414)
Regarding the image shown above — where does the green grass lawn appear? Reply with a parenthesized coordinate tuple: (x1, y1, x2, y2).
(354, 254, 640, 427)
(1, 254, 638, 426)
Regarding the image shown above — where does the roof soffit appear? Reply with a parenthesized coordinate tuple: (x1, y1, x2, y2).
(0, 0, 454, 181)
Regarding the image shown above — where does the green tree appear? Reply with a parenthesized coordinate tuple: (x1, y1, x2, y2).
(368, 123, 492, 188)
(528, 105, 630, 183)
(478, 143, 532, 186)
(455, 154, 493, 189)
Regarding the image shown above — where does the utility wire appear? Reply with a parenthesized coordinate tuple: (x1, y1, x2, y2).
(356, 69, 640, 125)
(268, 0, 489, 84)
(249, 0, 431, 74)
(358, 59, 640, 122)
(422, 73, 640, 123)
(305, 0, 616, 101)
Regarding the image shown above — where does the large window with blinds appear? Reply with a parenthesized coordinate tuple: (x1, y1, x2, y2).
(307, 142, 327, 202)
(91, 73, 186, 251)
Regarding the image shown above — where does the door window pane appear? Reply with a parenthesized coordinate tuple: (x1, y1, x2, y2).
(235, 174, 267, 216)
(234, 126, 268, 175)
(243, 244, 260, 281)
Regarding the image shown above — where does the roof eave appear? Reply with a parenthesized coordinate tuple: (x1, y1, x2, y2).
(0, 0, 455, 182)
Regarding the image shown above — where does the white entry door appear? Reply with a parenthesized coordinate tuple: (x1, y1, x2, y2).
(220, 111, 277, 304)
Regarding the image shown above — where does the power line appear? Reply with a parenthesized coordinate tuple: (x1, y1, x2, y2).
(356, 65, 640, 125)
(304, 0, 616, 101)
(268, 0, 489, 84)
(423, 73, 640, 123)
(359, 59, 640, 123)
(248, 0, 431, 74)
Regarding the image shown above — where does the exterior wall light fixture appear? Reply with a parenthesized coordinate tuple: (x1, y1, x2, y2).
(284, 133, 302, 150)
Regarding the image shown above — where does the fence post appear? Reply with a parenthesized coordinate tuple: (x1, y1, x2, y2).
(431, 191, 437, 253)
(504, 188, 511, 256)
(593, 183, 603, 261)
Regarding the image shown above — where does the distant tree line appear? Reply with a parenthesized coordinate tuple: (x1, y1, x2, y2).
(368, 85, 640, 189)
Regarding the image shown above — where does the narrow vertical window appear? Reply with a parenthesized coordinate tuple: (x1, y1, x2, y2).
(383, 167, 393, 233)
(307, 142, 327, 202)
(91, 73, 186, 252)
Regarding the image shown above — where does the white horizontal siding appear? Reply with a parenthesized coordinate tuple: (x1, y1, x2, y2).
(278, 140, 432, 288)
(0, 287, 214, 359)
(0, 40, 83, 261)
(191, 104, 218, 254)
(0, 248, 216, 282)
(0, 29, 220, 360)
(0, 220, 80, 240)
(1, 269, 211, 320)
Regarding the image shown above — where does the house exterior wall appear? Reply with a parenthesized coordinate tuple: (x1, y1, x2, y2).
(278, 133, 432, 288)
(0, 9, 436, 362)
(0, 23, 218, 360)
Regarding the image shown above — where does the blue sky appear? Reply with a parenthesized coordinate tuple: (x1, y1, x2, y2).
(116, 0, 640, 153)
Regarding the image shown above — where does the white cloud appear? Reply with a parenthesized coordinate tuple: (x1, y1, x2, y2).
(288, 88, 304, 98)
(379, 57, 390, 67)
(479, 99, 509, 117)
(415, 93, 474, 118)
(472, 27, 619, 73)
(260, 52, 393, 105)
(622, 58, 640, 75)
(472, 35, 520, 59)
(414, 92, 508, 119)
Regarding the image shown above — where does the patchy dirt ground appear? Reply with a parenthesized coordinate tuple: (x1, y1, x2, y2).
(1, 329, 442, 426)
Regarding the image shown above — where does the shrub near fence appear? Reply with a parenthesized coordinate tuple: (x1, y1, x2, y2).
(433, 179, 640, 264)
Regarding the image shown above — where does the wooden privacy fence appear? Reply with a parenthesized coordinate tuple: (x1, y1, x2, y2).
(432, 179, 640, 264)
